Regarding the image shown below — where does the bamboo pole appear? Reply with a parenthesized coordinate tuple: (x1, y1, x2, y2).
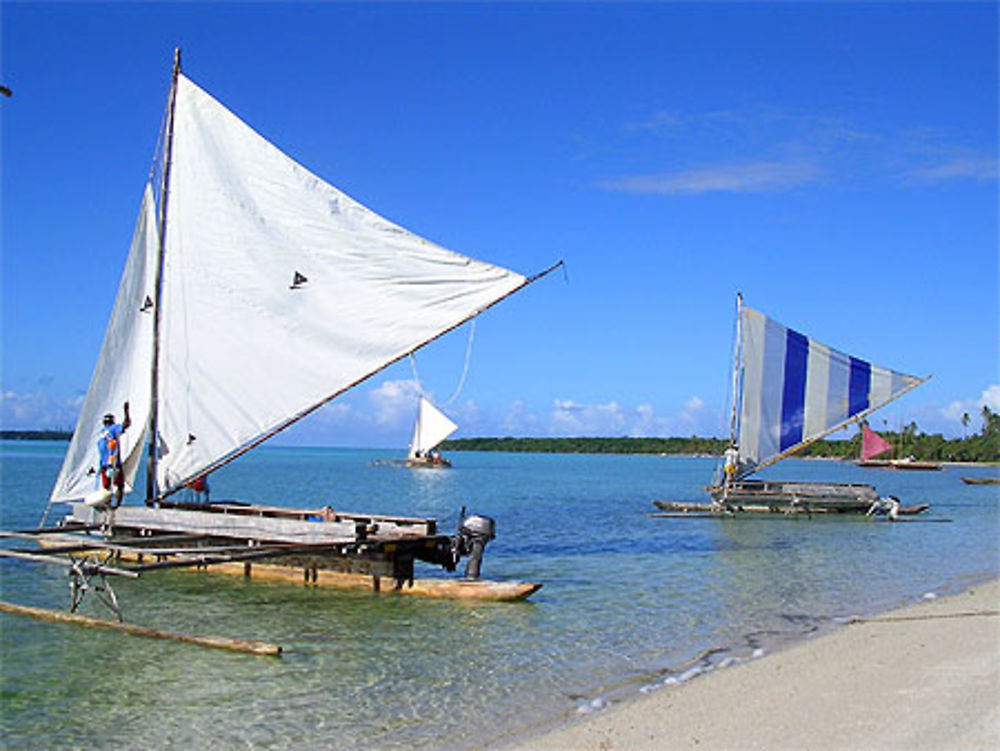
(0, 600, 281, 656)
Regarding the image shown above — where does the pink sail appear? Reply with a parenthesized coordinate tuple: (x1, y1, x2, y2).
(861, 424, 894, 461)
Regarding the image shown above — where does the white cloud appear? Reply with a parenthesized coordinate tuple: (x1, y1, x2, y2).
(543, 396, 719, 438)
(500, 400, 540, 435)
(551, 399, 630, 434)
(0, 391, 79, 430)
(936, 384, 1000, 435)
(904, 156, 998, 185)
(367, 379, 422, 427)
(981, 384, 1000, 411)
(597, 161, 822, 195)
(683, 396, 704, 413)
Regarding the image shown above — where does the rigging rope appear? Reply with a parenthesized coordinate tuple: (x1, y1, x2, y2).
(147, 91, 171, 192)
(407, 319, 477, 408)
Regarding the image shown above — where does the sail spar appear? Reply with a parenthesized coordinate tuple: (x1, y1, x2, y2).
(150, 73, 537, 494)
(735, 303, 925, 477)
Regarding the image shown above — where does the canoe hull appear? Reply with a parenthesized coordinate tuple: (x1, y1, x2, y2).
(652, 480, 930, 516)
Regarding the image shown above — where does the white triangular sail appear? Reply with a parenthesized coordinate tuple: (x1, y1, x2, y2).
(736, 303, 923, 476)
(50, 184, 158, 502)
(154, 73, 527, 492)
(408, 397, 458, 459)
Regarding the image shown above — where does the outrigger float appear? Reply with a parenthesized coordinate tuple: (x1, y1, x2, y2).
(2, 49, 554, 631)
(653, 295, 932, 520)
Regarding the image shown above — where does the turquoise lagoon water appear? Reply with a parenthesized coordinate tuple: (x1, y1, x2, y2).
(1, 441, 998, 749)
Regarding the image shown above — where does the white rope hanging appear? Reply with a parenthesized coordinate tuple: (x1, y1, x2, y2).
(408, 318, 477, 408)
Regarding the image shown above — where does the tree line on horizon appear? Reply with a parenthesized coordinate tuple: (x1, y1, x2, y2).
(442, 406, 1000, 463)
(5, 408, 997, 463)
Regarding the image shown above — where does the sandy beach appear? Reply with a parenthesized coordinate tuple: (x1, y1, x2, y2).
(507, 578, 1000, 751)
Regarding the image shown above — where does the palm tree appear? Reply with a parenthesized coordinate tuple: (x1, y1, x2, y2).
(961, 412, 970, 439)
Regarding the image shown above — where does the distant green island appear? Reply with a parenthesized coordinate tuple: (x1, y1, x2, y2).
(443, 411, 1000, 463)
(5, 408, 998, 463)
(1, 430, 73, 441)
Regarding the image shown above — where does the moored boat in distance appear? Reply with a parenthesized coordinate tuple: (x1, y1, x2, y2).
(855, 423, 941, 470)
(857, 457, 943, 471)
(961, 476, 1000, 485)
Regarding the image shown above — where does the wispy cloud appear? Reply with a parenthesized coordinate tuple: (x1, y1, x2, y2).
(597, 160, 822, 195)
(903, 156, 998, 185)
(599, 106, 995, 195)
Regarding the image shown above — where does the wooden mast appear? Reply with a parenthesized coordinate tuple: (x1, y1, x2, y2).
(720, 292, 743, 499)
(727, 293, 743, 449)
(146, 48, 181, 505)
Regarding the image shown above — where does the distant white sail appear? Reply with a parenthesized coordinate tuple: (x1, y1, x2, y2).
(50, 184, 158, 502)
(737, 304, 923, 475)
(154, 74, 526, 492)
(408, 397, 458, 459)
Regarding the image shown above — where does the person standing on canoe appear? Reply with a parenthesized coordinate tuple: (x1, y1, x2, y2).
(98, 402, 131, 508)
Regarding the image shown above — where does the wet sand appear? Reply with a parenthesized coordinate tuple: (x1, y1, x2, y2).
(507, 578, 1000, 751)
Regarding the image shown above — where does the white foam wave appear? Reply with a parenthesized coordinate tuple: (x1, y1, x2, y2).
(576, 697, 609, 715)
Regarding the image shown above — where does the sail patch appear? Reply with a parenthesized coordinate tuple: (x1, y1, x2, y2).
(848, 357, 871, 417)
(779, 328, 809, 451)
(737, 303, 920, 472)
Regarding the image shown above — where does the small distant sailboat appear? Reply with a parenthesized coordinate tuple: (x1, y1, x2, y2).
(406, 397, 457, 468)
(655, 294, 931, 517)
(857, 423, 942, 471)
(860, 423, 894, 463)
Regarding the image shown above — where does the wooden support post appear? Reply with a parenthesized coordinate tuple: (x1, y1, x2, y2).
(0, 600, 281, 656)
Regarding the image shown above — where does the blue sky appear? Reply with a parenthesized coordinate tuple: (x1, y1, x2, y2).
(2, 2, 997, 448)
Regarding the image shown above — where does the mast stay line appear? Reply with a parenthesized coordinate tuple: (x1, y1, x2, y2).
(155, 259, 565, 501)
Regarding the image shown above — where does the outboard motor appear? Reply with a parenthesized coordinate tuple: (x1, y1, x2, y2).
(456, 513, 496, 579)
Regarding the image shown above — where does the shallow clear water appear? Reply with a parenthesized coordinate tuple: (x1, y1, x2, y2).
(2, 441, 998, 749)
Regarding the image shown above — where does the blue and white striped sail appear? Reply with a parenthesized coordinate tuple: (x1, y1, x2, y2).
(736, 303, 924, 476)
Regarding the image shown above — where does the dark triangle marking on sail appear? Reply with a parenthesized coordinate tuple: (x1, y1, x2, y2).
(290, 271, 308, 290)
(140, 295, 154, 313)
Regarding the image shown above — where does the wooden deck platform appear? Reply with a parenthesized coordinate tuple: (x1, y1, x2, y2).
(5, 500, 541, 604)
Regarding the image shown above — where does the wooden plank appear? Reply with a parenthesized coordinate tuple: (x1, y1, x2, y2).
(0, 600, 281, 656)
(66, 503, 438, 544)
(68, 504, 361, 544)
